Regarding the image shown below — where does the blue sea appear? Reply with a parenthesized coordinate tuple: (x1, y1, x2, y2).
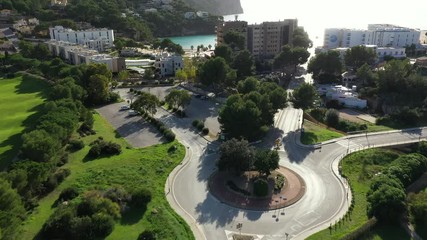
(165, 35, 216, 50)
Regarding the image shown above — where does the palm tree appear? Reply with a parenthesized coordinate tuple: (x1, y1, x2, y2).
(208, 44, 212, 50)
(191, 45, 194, 52)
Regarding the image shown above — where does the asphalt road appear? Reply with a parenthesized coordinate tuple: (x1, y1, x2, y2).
(165, 102, 427, 240)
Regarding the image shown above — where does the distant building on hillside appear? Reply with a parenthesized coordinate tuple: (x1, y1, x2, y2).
(196, 11, 209, 18)
(318, 45, 406, 63)
(184, 12, 197, 19)
(49, 26, 114, 52)
(51, 0, 68, 7)
(420, 30, 427, 44)
(217, 19, 298, 59)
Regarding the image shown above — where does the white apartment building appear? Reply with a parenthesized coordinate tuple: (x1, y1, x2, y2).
(49, 26, 114, 52)
(420, 30, 427, 44)
(154, 54, 183, 77)
(319, 45, 406, 63)
(46, 40, 124, 73)
(324, 24, 420, 49)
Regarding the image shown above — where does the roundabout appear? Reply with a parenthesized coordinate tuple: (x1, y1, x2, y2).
(209, 166, 306, 211)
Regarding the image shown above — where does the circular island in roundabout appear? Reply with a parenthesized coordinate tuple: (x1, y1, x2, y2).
(209, 166, 306, 211)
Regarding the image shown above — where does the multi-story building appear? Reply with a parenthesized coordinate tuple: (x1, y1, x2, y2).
(154, 53, 183, 77)
(247, 19, 298, 59)
(49, 26, 114, 52)
(46, 40, 124, 73)
(217, 19, 298, 59)
(323, 24, 421, 49)
(419, 30, 427, 45)
(319, 45, 406, 63)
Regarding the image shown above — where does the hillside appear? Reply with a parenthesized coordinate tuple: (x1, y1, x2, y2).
(183, 0, 243, 15)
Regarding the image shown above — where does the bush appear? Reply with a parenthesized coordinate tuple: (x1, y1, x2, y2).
(54, 168, 71, 183)
(68, 139, 85, 151)
(196, 121, 205, 131)
(310, 108, 326, 123)
(192, 119, 200, 127)
(131, 188, 152, 207)
(158, 125, 167, 134)
(107, 92, 120, 103)
(138, 230, 157, 240)
(58, 152, 69, 166)
(274, 174, 285, 192)
(164, 130, 175, 142)
(88, 140, 122, 158)
(324, 108, 339, 128)
(202, 127, 209, 135)
(253, 178, 269, 197)
(59, 187, 79, 201)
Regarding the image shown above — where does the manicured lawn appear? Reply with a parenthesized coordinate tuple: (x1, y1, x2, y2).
(20, 113, 194, 240)
(0, 75, 48, 170)
(366, 123, 394, 133)
(307, 148, 403, 239)
(300, 120, 344, 144)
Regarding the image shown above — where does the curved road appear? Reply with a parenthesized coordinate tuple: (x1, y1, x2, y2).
(161, 105, 427, 240)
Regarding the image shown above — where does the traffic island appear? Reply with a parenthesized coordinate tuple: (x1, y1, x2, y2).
(209, 166, 306, 211)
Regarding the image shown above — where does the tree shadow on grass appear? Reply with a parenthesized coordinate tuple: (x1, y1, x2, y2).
(15, 74, 49, 96)
(120, 206, 147, 225)
(0, 133, 21, 170)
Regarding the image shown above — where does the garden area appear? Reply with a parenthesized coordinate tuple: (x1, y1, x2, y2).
(20, 113, 193, 240)
(308, 143, 427, 240)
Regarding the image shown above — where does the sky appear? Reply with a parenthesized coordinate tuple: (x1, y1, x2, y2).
(226, 0, 427, 46)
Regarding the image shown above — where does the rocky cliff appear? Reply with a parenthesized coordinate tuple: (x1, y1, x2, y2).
(183, 0, 243, 15)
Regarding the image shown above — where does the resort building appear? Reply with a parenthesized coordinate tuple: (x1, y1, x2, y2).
(216, 20, 248, 48)
(154, 53, 183, 77)
(318, 45, 406, 63)
(49, 26, 114, 52)
(324, 24, 421, 49)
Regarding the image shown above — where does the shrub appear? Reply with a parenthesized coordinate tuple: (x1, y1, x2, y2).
(253, 178, 269, 197)
(88, 140, 121, 158)
(324, 108, 339, 128)
(59, 187, 79, 201)
(58, 152, 69, 166)
(202, 127, 209, 135)
(192, 119, 200, 127)
(159, 125, 167, 134)
(138, 230, 157, 240)
(310, 108, 326, 123)
(54, 168, 71, 183)
(107, 92, 120, 103)
(88, 144, 102, 158)
(68, 139, 85, 151)
(131, 188, 152, 207)
(164, 130, 175, 142)
(196, 121, 205, 131)
(274, 174, 285, 192)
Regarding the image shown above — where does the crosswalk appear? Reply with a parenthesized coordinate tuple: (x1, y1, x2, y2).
(335, 139, 363, 150)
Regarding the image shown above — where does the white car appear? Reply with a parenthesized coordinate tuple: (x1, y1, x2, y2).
(128, 110, 138, 116)
(120, 105, 130, 110)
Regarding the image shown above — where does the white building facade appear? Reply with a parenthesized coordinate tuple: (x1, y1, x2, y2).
(324, 24, 420, 49)
(49, 26, 114, 52)
(154, 54, 183, 77)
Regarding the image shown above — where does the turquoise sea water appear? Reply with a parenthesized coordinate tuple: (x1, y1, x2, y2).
(165, 35, 216, 50)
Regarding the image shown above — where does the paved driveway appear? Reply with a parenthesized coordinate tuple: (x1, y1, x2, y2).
(97, 102, 164, 148)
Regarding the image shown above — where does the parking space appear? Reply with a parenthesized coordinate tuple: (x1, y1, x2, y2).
(97, 102, 165, 148)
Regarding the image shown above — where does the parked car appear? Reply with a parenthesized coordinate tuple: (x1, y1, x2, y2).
(128, 110, 138, 116)
(120, 105, 130, 110)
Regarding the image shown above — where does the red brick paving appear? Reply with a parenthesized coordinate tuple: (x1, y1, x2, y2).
(209, 166, 306, 210)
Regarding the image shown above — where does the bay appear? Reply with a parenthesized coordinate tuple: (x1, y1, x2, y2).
(165, 35, 216, 50)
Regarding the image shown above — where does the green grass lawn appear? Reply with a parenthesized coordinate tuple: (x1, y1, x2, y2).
(300, 120, 344, 144)
(366, 123, 394, 133)
(307, 148, 405, 240)
(20, 113, 194, 240)
(0, 75, 48, 170)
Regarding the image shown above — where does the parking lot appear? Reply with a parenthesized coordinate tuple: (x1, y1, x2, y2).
(97, 102, 165, 148)
(114, 86, 221, 137)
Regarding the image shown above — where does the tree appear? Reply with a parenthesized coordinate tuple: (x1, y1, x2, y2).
(292, 27, 313, 49)
(214, 44, 232, 63)
(290, 83, 318, 110)
(144, 68, 154, 80)
(118, 70, 129, 82)
(197, 57, 230, 87)
(183, 57, 197, 81)
(345, 45, 377, 71)
(307, 51, 343, 80)
(273, 45, 310, 75)
(217, 138, 255, 175)
(254, 149, 279, 176)
(165, 89, 191, 111)
(367, 183, 406, 221)
(0, 178, 26, 240)
(237, 77, 259, 94)
(219, 95, 262, 140)
(175, 69, 188, 82)
(21, 129, 61, 162)
(223, 31, 245, 50)
(324, 109, 339, 128)
(132, 92, 159, 116)
(87, 74, 110, 104)
(356, 63, 376, 86)
(232, 49, 255, 78)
